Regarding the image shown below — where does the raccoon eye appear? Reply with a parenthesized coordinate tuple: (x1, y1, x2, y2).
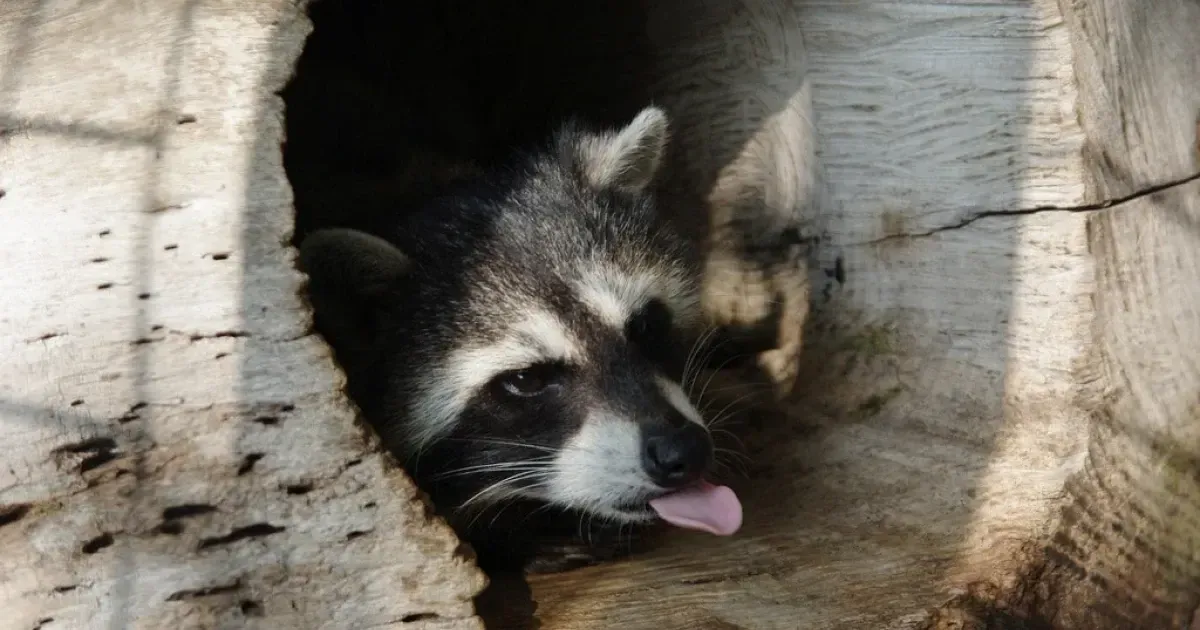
(491, 364, 558, 398)
(626, 298, 674, 353)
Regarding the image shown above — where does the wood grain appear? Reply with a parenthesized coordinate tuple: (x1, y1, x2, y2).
(2, 0, 1196, 628)
(0, 1, 484, 628)
(524, 0, 1110, 628)
(993, 0, 1200, 626)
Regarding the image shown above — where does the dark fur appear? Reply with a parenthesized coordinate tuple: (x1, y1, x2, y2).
(283, 0, 735, 574)
(299, 117, 707, 573)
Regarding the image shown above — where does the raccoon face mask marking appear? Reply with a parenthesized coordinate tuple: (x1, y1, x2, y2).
(411, 308, 584, 450)
(300, 105, 743, 552)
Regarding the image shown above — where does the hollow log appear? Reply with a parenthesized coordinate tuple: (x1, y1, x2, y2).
(0, 1, 483, 628)
(1, 0, 1196, 629)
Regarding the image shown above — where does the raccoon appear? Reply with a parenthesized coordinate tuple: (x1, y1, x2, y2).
(299, 106, 742, 573)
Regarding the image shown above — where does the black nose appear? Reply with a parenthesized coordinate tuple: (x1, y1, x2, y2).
(641, 422, 712, 488)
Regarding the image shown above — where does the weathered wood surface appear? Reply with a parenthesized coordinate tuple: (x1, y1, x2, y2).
(969, 0, 1200, 626)
(0, 1, 484, 628)
(523, 0, 1200, 628)
(3, 0, 1197, 628)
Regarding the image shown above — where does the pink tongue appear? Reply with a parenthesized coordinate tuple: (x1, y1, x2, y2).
(648, 480, 742, 535)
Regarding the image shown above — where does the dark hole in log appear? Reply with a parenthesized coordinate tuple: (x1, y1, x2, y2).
(54, 437, 119, 473)
(79, 451, 118, 472)
(401, 613, 439, 623)
(236, 453, 265, 476)
(55, 437, 116, 454)
(81, 532, 114, 554)
(198, 523, 286, 550)
(0, 503, 31, 527)
(166, 580, 242, 601)
(240, 600, 264, 617)
(117, 402, 145, 423)
(163, 504, 217, 520)
(156, 521, 185, 536)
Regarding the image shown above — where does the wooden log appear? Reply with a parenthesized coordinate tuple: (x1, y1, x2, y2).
(524, 1, 1200, 628)
(949, 0, 1200, 627)
(0, 1, 484, 628)
(2, 0, 1197, 628)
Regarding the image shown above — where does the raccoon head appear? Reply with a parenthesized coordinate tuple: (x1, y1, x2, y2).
(300, 106, 742, 540)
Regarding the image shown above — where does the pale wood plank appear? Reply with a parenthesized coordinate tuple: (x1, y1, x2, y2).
(0, 1, 485, 628)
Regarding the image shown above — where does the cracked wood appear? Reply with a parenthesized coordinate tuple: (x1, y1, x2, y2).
(524, 0, 1194, 629)
(526, 0, 1097, 628)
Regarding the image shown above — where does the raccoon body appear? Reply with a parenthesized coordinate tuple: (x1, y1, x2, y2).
(300, 107, 742, 573)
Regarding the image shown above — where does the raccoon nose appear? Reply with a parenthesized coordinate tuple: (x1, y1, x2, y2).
(641, 422, 711, 488)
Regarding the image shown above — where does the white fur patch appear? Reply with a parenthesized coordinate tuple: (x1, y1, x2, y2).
(573, 261, 700, 332)
(514, 309, 580, 363)
(408, 309, 581, 452)
(654, 374, 705, 426)
(544, 409, 658, 523)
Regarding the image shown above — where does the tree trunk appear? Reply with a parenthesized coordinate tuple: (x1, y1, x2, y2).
(1, 0, 1196, 629)
(0, 1, 483, 628)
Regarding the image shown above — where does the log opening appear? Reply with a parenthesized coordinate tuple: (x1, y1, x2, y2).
(280, 0, 666, 623)
(281, 0, 1200, 627)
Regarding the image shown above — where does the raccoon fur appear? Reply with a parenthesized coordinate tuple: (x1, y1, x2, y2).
(299, 106, 743, 573)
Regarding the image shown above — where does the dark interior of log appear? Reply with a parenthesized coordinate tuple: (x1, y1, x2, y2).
(279, 1, 714, 626)
(282, 0, 654, 248)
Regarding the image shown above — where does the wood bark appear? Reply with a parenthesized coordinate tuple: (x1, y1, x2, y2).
(0, 1, 484, 628)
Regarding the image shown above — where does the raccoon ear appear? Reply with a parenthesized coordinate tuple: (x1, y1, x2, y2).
(298, 228, 409, 359)
(572, 106, 670, 193)
(299, 228, 410, 301)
